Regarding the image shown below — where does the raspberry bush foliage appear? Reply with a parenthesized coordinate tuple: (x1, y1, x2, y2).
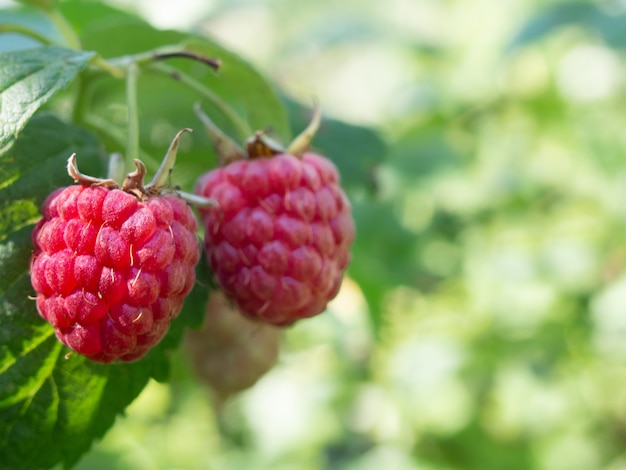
(0, 1, 384, 468)
(4, 0, 626, 469)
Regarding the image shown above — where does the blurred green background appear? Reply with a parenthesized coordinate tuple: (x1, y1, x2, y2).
(44, 0, 626, 468)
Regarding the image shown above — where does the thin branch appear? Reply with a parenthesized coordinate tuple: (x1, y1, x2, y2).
(125, 62, 141, 166)
(148, 62, 253, 140)
(153, 51, 221, 71)
(0, 24, 53, 45)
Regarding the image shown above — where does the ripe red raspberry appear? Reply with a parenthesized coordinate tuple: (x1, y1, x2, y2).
(185, 291, 280, 399)
(30, 131, 204, 363)
(194, 106, 355, 326)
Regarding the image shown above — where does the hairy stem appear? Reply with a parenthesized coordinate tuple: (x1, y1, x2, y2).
(153, 51, 221, 70)
(125, 62, 141, 167)
(47, 8, 81, 50)
(90, 55, 125, 78)
(149, 62, 252, 139)
(174, 190, 218, 208)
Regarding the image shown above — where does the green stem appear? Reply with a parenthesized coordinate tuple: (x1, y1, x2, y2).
(148, 62, 253, 140)
(102, 49, 233, 137)
(0, 24, 53, 45)
(46, 8, 81, 50)
(108, 47, 221, 72)
(90, 55, 125, 79)
(125, 62, 140, 167)
(174, 190, 217, 208)
(152, 50, 220, 70)
(71, 70, 96, 124)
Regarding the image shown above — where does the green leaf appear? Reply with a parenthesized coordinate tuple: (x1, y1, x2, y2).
(387, 123, 463, 183)
(348, 200, 419, 336)
(0, 112, 104, 237)
(508, 2, 626, 51)
(0, 342, 157, 469)
(508, 2, 595, 51)
(0, 6, 65, 53)
(0, 114, 202, 468)
(0, 46, 95, 150)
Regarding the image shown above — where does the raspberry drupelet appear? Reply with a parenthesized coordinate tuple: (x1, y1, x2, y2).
(30, 130, 210, 363)
(194, 105, 355, 326)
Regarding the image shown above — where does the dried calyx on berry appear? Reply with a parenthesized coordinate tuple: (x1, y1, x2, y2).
(30, 130, 214, 363)
(194, 104, 355, 327)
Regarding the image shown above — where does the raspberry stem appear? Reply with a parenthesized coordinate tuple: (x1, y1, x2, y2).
(109, 46, 221, 71)
(125, 62, 141, 168)
(0, 24, 53, 45)
(46, 7, 81, 50)
(90, 55, 125, 79)
(147, 65, 252, 139)
(152, 51, 221, 70)
(174, 190, 218, 208)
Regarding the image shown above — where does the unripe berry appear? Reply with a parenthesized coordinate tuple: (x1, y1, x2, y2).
(185, 291, 280, 398)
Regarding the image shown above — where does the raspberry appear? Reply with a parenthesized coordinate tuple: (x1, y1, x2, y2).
(30, 130, 207, 363)
(194, 106, 355, 326)
(185, 291, 280, 398)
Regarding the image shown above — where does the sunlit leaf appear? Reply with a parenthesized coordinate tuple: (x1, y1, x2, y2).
(0, 46, 94, 150)
(0, 114, 207, 468)
(508, 2, 626, 51)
